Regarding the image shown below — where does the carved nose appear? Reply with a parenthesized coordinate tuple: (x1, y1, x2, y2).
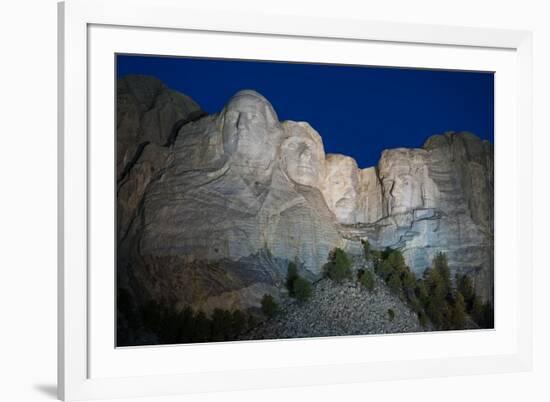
(300, 152, 311, 162)
(235, 112, 246, 130)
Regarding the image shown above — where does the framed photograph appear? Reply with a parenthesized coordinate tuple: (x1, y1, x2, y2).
(58, 0, 533, 400)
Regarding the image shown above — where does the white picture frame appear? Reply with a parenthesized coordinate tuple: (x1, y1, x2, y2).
(58, 0, 533, 400)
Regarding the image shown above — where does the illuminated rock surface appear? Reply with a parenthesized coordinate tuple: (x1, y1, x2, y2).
(117, 76, 494, 316)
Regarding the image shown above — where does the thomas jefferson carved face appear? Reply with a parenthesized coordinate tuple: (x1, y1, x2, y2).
(281, 122, 325, 187)
(221, 90, 282, 172)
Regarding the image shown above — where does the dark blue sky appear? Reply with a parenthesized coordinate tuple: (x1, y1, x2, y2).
(117, 55, 494, 168)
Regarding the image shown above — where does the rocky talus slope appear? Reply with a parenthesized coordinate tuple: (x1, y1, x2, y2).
(117, 75, 494, 323)
(242, 277, 426, 340)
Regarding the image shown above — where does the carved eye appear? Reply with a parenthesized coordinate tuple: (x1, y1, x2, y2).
(224, 111, 239, 125)
(287, 143, 297, 150)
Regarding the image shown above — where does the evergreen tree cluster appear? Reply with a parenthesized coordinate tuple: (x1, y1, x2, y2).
(118, 297, 257, 346)
(365, 245, 494, 331)
(455, 273, 494, 328)
(417, 253, 464, 329)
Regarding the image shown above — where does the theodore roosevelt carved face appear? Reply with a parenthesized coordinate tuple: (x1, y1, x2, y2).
(323, 154, 359, 224)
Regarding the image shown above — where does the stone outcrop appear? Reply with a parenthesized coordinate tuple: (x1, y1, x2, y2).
(117, 76, 494, 316)
(117, 75, 203, 180)
(117, 76, 205, 243)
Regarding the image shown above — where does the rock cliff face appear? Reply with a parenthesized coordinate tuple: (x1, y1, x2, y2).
(117, 76, 494, 315)
(343, 135, 494, 300)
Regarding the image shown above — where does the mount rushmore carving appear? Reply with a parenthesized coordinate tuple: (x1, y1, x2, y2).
(117, 75, 493, 318)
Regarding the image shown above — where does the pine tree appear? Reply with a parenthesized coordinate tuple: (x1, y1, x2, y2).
(401, 270, 417, 298)
(377, 259, 394, 281)
(388, 250, 407, 273)
(325, 248, 352, 282)
(433, 252, 451, 296)
(359, 269, 375, 291)
(471, 296, 484, 325)
(388, 273, 402, 294)
(415, 280, 429, 306)
(261, 294, 279, 318)
(286, 262, 299, 296)
(456, 274, 475, 311)
(450, 292, 466, 329)
(293, 277, 313, 302)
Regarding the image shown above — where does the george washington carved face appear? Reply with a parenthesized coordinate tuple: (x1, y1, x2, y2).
(221, 90, 282, 173)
